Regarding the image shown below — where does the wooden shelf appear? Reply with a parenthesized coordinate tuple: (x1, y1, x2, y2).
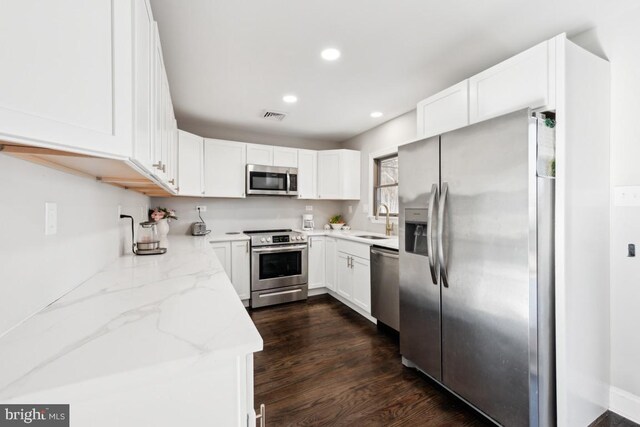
(0, 144, 174, 197)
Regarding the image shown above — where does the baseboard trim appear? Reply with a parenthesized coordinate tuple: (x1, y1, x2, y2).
(610, 386, 640, 424)
(326, 289, 377, 324)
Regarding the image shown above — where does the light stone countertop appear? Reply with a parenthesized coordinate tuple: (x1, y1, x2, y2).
(300, 229, 399, 250)
(0, 236, 263, 401)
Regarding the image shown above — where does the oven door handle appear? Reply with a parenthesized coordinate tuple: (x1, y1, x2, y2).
(252, 244, 308, 253)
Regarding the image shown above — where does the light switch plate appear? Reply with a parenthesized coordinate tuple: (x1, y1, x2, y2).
(45, 202, 57, 235)
(305, 205, 313, 212)
(348, 205, 353, 214)
(196, 205, 207, 212)
(614, 186, 640, 206)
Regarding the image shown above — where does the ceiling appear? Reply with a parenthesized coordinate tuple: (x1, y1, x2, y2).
(150, 0, 637, 142)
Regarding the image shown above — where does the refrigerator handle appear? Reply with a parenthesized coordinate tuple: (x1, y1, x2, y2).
(427, 183, 439, 285)
(438, 182, 449, 287)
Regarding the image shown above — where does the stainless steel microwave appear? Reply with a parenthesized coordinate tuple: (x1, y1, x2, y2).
(246, 165, 298, 196)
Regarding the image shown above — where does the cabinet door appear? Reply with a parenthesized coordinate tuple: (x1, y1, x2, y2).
(0, 0, 133, 157)
(417, 80, 469, 139)
(273, 147, 298, 167)
(231, 241, 251, 300)
(469, 40, 554, 124)
(308, 237, 325, 289)
(317, 151, 342, 199)
(297, 149, 317, 199)
(151, 24, 167, 180)
(178, 130, 203, 196)
(203, 139, 247, 198)
(133, 0, 154, 170)
(352, 256, 371, 313)
(210, 242, 232, 278)
(340, 150, 361, 200)
(246, 143, 273, 166)
(325, 238, 337, 291)
(336, 252, 353, 300)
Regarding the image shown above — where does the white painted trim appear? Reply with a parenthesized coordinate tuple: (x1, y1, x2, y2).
(368, 145, 399, 220)
(308, 287, 328, 297)
(610, 387, 640, 424)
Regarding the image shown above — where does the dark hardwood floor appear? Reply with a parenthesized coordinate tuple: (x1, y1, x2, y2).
(249, 294, 492, 426)
(590, 411, 640, 427)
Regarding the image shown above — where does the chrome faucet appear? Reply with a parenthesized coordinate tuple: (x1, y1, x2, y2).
(376, 203, 394, 236)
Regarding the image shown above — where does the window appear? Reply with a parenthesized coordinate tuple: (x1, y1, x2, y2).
(374, 154, 399, 216)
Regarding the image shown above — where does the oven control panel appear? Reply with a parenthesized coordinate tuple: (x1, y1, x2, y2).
(273, 235, 289, 244)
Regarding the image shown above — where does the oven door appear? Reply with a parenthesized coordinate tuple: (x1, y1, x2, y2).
(251, 244, 308, 291)
(247, 165, 298, 196)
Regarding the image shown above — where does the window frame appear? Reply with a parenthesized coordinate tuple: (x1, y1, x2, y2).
(373, 153, 399, 217)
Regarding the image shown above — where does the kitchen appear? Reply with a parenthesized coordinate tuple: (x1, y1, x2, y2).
(1, 1, 639, 426)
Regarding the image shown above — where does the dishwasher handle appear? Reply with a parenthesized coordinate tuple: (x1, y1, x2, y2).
(371, 248, 399, 259)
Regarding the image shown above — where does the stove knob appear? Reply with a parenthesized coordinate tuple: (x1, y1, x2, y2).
(260, 238, 266, 243)
(301, 235, 306, 240)
(298, 236, 303, 240)
(266, 237, 271, 242)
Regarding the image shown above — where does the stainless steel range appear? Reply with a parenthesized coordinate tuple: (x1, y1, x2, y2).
(244, 229, 308, 308)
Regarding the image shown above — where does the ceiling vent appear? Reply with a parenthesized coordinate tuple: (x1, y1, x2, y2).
(262, 110, 287, 121)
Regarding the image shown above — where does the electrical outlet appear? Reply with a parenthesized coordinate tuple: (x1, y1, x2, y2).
(305, 205, 313, 212)
(196, 205, 207, 212)
(614, 186, 640, 206)
(45, 202, 57, 236)
(348, 205, 353, 214)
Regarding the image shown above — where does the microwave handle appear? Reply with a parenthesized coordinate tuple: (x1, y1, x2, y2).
(286, 170, 290, 194)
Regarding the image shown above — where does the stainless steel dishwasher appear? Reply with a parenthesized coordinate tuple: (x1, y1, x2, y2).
(370, 245, 399, 331)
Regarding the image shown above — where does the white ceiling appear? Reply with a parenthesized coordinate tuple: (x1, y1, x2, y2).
(150, 0, 637, 142)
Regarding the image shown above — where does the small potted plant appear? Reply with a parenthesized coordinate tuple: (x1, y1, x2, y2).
(329, 214, 345, 230)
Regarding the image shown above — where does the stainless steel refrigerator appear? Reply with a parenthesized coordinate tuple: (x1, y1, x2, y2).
(399, 109, 555, 426)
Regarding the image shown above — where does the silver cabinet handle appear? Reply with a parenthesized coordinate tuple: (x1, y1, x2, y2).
(427, 183, 439, 285)
(310, 237, 313, 248)
(437, 182, 449, 287)
(255, 403, 266, 427)
(168, 179, 175, 185)
(162, 164, 167, 173)
(152, 161, 163, 169)
(246, 242, 249, 253)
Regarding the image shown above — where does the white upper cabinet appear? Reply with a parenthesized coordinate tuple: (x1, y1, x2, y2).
(417, 80, 469, 139)
(204, 139, 247, 198)
(132, 0, 154, 170)
(231, 241, 251, 300)
(246, 143, 273, 166)
(0, 0, 133, 158)
(178, 130, 204, 196)
(273, 147, 298, 168)
(318, 150, 360, 200)
(469, 39, 555, 124)
(297, 149, 318, 199)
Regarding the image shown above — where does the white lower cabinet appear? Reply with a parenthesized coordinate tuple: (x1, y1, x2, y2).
(308, 236, 325, 289)
(324, 237, 337, 291)
(231, 241, 251, 300)
(211, 240, 251, 301)
(335, 242, 371, 315)
(210, 242, 232, 277)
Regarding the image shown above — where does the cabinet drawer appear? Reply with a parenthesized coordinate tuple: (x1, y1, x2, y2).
(337, 239, 370, 260)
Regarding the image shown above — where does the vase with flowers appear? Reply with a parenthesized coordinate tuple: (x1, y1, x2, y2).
(149, 207, 178, 247)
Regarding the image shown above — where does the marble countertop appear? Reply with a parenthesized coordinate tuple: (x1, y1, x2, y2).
(208, 232, 250, 243)
(0, 236, 263, 401)
(300, 229, 399, 250)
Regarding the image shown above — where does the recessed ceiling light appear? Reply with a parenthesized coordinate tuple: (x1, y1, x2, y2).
(370, 111, 383, 118)
(321, 48, 341, 61)
(283, 95, 298, 103)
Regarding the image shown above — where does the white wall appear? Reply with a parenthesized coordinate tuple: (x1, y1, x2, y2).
(150, 196, 343, 236)
(177, 116, 342, 150)
(0, 154, 149, 336)
(340, 109, 417, 233)
(572, 7, 640, 422)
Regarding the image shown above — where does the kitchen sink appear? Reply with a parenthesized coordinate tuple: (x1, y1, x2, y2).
(355, 235, 389, 240)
